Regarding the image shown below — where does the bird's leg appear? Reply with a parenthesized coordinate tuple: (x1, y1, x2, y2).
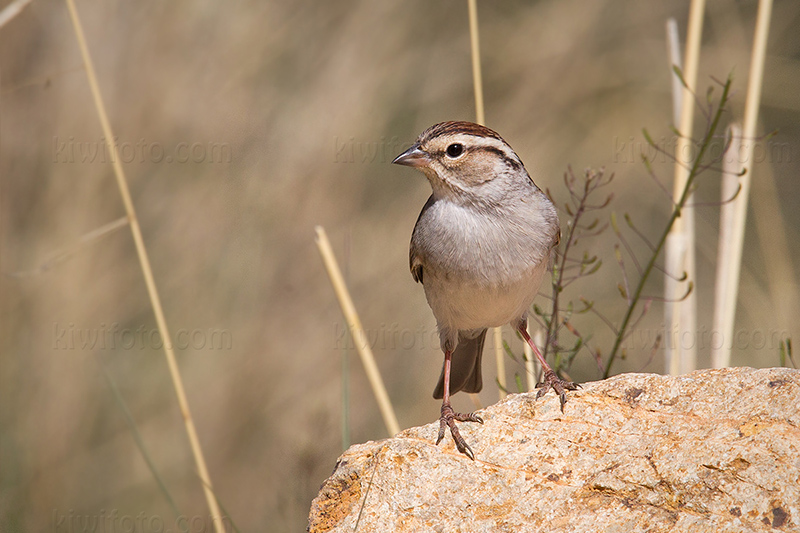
(436, 348, 483, 460)
(516, 322, 579, 412)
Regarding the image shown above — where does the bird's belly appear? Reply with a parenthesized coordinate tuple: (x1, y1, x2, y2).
(423, 260, 547, 331)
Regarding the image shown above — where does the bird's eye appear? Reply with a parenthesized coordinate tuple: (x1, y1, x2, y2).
(446, 143, 464, 158)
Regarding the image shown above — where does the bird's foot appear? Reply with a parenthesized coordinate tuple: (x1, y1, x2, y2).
(536, 369, 580, 412)
(436, 403, 483, 460)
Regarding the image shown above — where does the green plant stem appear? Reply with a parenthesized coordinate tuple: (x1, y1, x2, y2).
(96, 356, 183, 522)
(604, 77, 732, 378)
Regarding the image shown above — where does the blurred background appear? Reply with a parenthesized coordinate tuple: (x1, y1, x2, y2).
(1, 0, 798, 530)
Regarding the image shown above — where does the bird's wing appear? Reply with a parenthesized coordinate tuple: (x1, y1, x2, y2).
(409, 195, 435, 284)
(410, 251, 423, 284)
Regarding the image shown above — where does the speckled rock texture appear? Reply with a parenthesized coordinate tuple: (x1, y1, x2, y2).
(308, 367, 800, 532)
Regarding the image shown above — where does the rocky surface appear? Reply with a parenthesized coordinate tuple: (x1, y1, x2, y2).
(308, 367, 800, 532)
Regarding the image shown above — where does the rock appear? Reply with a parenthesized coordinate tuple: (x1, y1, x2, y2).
(308, 367, 800, 532)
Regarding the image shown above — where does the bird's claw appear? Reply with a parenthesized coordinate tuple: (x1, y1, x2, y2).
(437, 403, 483, 460)
(536, 369, 580, 412)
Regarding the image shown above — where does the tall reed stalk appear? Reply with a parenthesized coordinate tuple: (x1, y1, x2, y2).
(64, 1, 224, 529)
(664, 0, 706, 376)
(714, 0, 773, 368)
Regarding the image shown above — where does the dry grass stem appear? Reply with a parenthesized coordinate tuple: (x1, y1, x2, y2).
(665, 0, 706, 375)
(720, 0, 774, 364)
(0, 0, 33, 29)
(10, 216, 128, 277)
(666, 19, 682, 126)
(467, 0, 485, 126)
(712, 124, 742, 368)
(493, 327, 507, 400)
(315, 226, 400, 436)
(64, 1, 224, 529)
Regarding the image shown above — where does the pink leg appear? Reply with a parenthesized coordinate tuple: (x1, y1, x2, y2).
(516, 322, 579, 412)
(436, 348, 483, 460)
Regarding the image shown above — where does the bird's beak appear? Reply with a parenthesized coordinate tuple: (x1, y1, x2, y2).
(392, 144, 431, 168)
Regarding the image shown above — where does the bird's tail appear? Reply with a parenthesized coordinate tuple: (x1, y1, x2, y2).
(433, 329, 487, 399)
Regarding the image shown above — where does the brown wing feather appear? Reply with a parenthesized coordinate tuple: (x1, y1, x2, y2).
(410, 252, 423, 284)
(409, 195, 436, 284)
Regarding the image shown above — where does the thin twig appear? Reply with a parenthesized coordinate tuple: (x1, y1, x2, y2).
(8, 217, 128, 277)
(684, 186, 742, 208)
(353, 447, 383, 532)
(583, 299, 619, 336)
(612, 215, 642, 277)
(614, 245, 632, 305)
(624, 213, 656, 252)
(626, 299, 654, 335)
(634, 334, 662, 373)
(641, 154, 677, 201)
(545, 169, 612, 370)
(650, 260, 688, 282)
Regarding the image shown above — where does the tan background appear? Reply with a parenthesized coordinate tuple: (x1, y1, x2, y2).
(1, 1, 798, 531)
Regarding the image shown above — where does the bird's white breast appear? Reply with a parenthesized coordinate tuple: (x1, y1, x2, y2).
(413, 199, 552, 331)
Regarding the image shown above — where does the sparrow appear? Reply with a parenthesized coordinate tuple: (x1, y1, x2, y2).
(393, 121, 577, 459)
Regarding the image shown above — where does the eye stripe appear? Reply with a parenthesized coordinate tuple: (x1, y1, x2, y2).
(417, 121, 525, 172)
(431, 145, 523, 171)
(479, 146, 522, 170)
